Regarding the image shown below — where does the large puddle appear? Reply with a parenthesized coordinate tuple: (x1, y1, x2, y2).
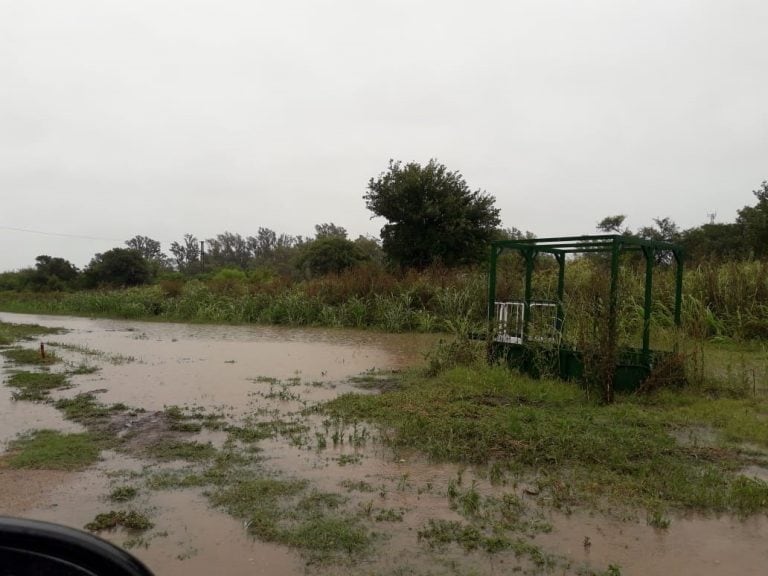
(2, 312, 767, 575)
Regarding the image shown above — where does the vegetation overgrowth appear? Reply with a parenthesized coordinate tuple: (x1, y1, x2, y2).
(1, 259, 766, 344)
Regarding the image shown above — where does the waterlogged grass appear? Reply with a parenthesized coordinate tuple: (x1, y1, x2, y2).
(210, 478, 371, 561)
(145, 439, 218, 462)
(322, 365, 768, 516)
(0, 321, 64, 345)
(6, 430, 101, 470)
(1, 346, 59, 365)
(417, 518, 554, 566)
(47, 341, 136, 365)
(85, 510, 153, 532)
(4, 371, 69, 401)
(55, 393, 130, 424)
(109, 486, 139, 502)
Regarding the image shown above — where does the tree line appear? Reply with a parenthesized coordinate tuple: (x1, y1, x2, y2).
(1, 159, 766, 291)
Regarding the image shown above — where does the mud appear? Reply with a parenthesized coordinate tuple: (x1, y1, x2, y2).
(2, 311, 768, 575)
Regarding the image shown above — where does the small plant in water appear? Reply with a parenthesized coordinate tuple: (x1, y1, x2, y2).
(85, 511, 153, 532)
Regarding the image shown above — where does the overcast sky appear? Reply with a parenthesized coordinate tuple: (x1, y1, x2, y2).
(1, 0, 766, 271)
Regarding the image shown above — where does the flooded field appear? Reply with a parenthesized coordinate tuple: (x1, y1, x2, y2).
(1, 312, 767, 575)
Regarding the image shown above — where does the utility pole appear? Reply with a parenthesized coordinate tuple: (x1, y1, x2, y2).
(200, 241, 205, 273)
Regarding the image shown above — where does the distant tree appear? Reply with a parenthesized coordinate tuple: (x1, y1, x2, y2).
(205, 232, 251, 269)
(596, 215, 628, 234)
(736, 180, 768, 258)
(679, 223, 747, 262)
(496, 227, 536, 241)
(637, 217, 681, 264)
(352, 235, 385, 264)
(29, 255, 79, 291)
(35, 255, 79, 282)
(169, 234, 200, 273)
(246, 228, 302, 273)
(84, 248, 151, 287)
(296, 237, 368, 276)
(125, 236, 164, 262)
(247, 228, 278, 260)
(637, 217, 680, 243)
(314, 223, 348, 240)
(364, 159, 501, 268)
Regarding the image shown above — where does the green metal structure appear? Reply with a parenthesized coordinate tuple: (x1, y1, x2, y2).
(486, 234, 684, 392)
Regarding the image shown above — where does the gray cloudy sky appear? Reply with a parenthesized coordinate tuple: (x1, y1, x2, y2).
(1, 0, 767, 271)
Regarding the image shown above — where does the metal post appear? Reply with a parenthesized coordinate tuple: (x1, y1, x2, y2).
(608, 238, 620, 342)
(642, 246, 654, 358)
(673, 249, 684, 327)
(555, 252, 565, 334)
(487, 245, 499, 324)
(523, 248, 534, 342)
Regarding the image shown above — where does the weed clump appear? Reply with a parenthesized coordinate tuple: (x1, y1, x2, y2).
(210, 478, 372, 561)
(1, 346, 59, 365)
(424, 336, 484, 376)
(85, 510, 153, 532)
(109, 486, 139, 503)
(5, 371, 69, 401)
(0, 322, 64, 345)
(55, 393, 127, 424)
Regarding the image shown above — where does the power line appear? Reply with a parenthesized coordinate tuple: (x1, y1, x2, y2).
(0, 226, 174, 245)
(0, 225, 124, 242)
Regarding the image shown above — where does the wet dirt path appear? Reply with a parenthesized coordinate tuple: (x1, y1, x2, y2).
(1, 312, 767, 575)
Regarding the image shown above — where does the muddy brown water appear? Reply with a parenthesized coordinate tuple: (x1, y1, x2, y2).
(1, 312, 768, 575)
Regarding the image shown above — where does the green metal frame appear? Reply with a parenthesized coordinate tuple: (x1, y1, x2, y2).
(487, 234, 684, 389)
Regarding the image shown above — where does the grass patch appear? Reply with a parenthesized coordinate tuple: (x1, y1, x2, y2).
(55, 393, 129, 424)
(69, 363, 100, 375)
(6, 430, 101, 470)
(323, 364, 768, 516)
(46, 341, 135, 365)
(85, 510, 153, 532)
(339, 480, 375, 493)
(145, 439, 217, 462)
(417, 518, 553, 565)
(4, 371, 69, 401)
(0, 321, 64, 346)
(348, 369, 402, 392)
(1, 346, 59, 365)
(109, 486, 139, 503)
(210, 477, 372, 562)
(164, 405, 226, 432)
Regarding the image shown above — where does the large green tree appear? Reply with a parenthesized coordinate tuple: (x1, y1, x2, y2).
(296, 237, 368, 276)
(737, 180, 768, 258)
(84, 248, 151, 287)
(364, 159, 501, 268)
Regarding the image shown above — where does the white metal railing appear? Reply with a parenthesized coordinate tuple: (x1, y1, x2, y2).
(494, 301, 560, 344)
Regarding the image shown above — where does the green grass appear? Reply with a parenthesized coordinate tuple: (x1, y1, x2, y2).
(210, 477, 372, 561)
(5, 430, 101, 470)
(1, 346, 60, 365)
(145, 439, 217, 462)
(84, 510, 153, 532)
(4, 371, 69, 401)
(109, 486, 139, 502)
(323, 365, 768, 516)
(55, 393, 129, 424)
(0, 321, 64, 345)
(47, 341, 136, 365)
